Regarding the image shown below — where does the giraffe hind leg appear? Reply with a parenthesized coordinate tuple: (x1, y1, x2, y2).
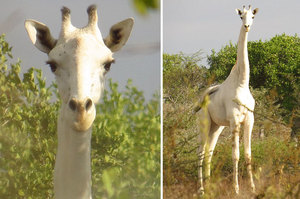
(197, 142, 206, 195)
(197, 109, 211, 195)
(205, 122, 224, 179)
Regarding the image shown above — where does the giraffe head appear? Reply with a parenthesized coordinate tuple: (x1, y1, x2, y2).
(236, 5, 258, 32)
(25, 5, 134, 132)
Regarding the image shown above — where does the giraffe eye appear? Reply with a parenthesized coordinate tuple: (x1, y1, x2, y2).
(240, 17, 243, 19)
(252, 16, 254, 19)
(104, 62, 111, 72)
(46, 61, 58, 73)
(103, 60, 115, 73)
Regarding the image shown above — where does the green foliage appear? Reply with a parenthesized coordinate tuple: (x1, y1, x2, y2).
(133, 0, 159, 15)
(252, 88, 289, 138)
(0, 34, 59, 199)
(207, 42, 237, 82)
(0, 34, 160, 198)
(208, 34, 300, 117)
(92, 80, 160, 199)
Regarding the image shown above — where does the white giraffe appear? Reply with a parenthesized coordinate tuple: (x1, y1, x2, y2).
(195, 5, 258, 195)
(25, 5, 133, 199)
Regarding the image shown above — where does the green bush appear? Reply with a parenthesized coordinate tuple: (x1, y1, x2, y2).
(0, 34, 160, 199)
(91, 80, 160, 199)
(0, 34, 59, 199)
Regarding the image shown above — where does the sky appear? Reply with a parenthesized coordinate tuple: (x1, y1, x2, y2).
(163, 0, 300, 66)
(0, 0, 160, 100)
(2, 0, 299, 100)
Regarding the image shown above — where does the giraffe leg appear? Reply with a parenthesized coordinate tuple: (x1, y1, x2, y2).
(244, 112, 255, 193)
(197, 109, 211, 195)
(230, 120, 240, 194)
(197, 141, 206, 195)
(205, 122, 224, 179)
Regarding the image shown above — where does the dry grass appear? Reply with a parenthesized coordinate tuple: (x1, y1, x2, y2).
(163, 171, 300, 199)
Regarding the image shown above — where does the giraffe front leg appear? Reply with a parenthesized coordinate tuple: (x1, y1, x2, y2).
(244, 112, 255, 193)
(231, 122, 240, 194)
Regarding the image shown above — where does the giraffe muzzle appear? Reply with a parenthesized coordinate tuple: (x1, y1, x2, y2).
(68, 98, 96, 132)
(244, 25, 250, 32)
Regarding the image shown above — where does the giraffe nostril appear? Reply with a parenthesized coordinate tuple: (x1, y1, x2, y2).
(69, 99, 77, 111)
(85, 98, 93, 111)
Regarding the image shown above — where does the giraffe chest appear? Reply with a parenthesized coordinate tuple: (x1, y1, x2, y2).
(221, 78, 255, 110)
(234, 87, 255, 111)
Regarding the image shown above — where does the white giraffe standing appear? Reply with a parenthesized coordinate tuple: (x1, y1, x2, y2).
(25, 5, 133, 199)
(195, 5, 258, 194)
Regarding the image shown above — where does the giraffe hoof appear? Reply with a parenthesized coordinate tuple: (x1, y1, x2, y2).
(197, 188, 204, 196)
(234, 187, 239, 194)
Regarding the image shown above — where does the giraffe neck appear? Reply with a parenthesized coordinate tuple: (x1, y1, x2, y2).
(236, 26, 250, 87)
(54, 104, 92, 199)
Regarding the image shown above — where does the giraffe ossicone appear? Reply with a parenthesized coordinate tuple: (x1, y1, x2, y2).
(25, 5, 133, 199)
(194, 5, 258, 195)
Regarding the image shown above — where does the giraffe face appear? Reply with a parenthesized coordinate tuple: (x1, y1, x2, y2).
(236, 6, 259, 32)
(25, 5, 133, 132)
(48, 34, 113, 106)
(48, 34, 113, 131)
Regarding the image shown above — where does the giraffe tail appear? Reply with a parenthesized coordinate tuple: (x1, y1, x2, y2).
(193, 84, 220, 114)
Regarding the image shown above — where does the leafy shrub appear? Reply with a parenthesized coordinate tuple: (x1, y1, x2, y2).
(0, 34, 160, 199)
(251, 88, 290, 139)
(91, 80, 160, 199)
(0, 34, 59, 199)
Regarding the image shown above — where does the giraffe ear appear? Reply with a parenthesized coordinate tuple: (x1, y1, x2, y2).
(25, 20, 57, 54)
(252, 8, 259, 15)
(104, 18, 134, 52)
(235, 9, 242, 16)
